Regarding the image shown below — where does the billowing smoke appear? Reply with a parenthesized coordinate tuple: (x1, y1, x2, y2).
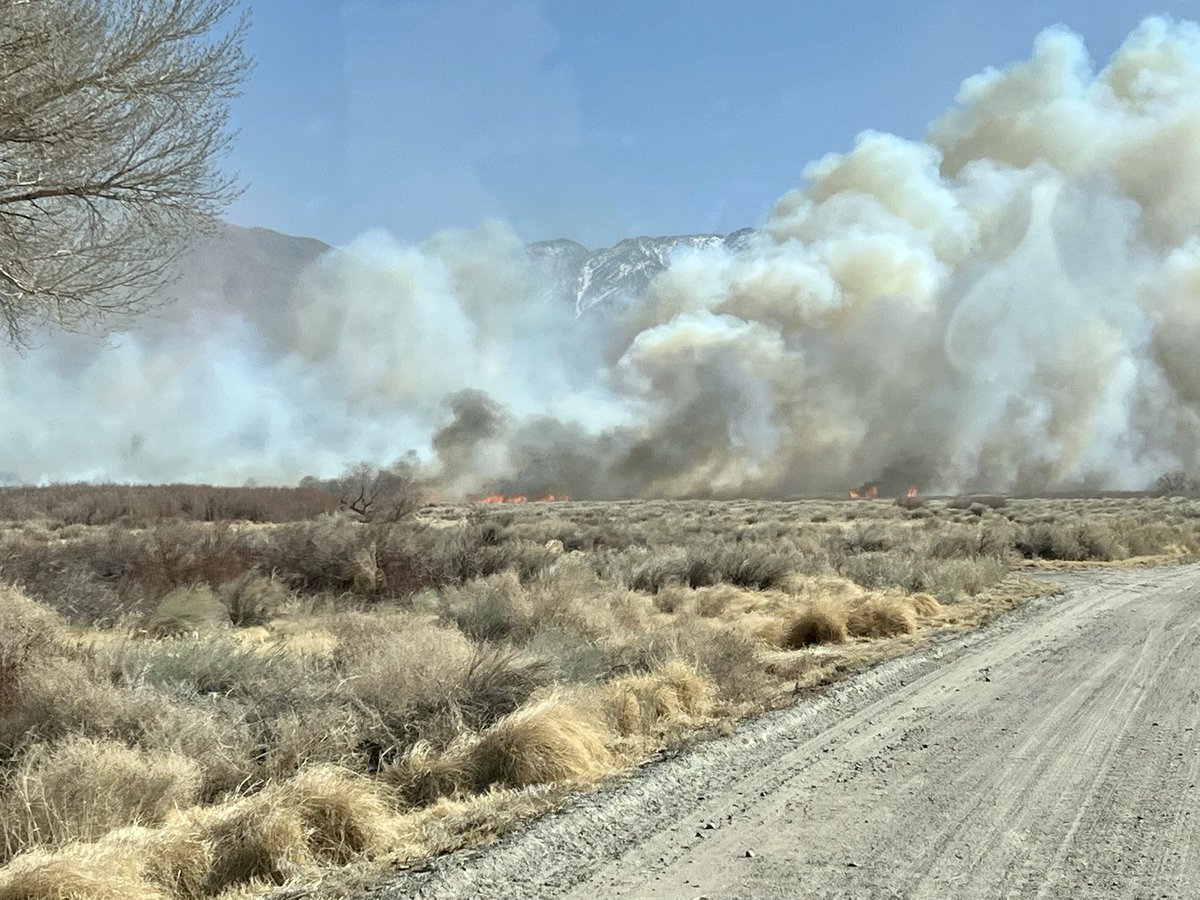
(4, 17, 1200, 496)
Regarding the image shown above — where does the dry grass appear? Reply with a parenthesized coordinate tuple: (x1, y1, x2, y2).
(782, 601, 849, 648)
(846, 595, 918, 638)
(466, 698, 613, 790)
(1, 494, 1194, 897)
(0, 844, 167, 900)
(1, 737, 201, 856)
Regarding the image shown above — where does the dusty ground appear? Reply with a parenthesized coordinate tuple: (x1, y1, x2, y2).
(374, 562, 1200, 900)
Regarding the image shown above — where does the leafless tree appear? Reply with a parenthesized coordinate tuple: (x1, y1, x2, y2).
(1154, 470, 1197, 496)
(337, 462, 425, 523)
(0, 0, 250, 344)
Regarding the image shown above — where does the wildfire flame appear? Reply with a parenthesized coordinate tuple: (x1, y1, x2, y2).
(848, 483, 880, 500)
(478, 493, 569, 504)
(906, 486, 919, 498)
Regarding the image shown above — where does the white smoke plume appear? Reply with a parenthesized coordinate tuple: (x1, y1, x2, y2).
(3, 17, 1200, 496)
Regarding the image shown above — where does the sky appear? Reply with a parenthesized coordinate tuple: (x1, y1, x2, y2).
(225, 0, 1200, 249)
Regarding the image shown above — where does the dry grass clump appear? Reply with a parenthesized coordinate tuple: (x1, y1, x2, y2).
(601, 661, 716, 738)
(1, 737, 201, 857)
(466, 698, 613, 790)
(0, 585, 65, 719)
(782, 601, 849, 648)
(98, 823, 213, 900)
(381, 740, 475, 806)
(845, 595, 918, 638)
(0, 844, 166, 900)
(386, 698, 614, 802)
(172, 766, 397, 895)
(218, 574, 290, 627)
(909, 592, 943, 616)
(147, 585, 229, 637)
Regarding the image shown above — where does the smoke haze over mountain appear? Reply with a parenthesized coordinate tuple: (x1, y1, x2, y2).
(4, 17, 1200, 496)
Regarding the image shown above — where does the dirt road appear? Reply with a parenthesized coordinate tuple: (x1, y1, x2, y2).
(379, 563, 1200, 899)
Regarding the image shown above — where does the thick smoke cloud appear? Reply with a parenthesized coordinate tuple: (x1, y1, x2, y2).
(3, 18, 1200, 496)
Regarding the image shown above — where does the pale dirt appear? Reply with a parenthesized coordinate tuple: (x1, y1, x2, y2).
(373, 563, 1200, 899)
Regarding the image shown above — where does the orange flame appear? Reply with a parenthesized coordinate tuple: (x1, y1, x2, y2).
(848, 489, 861, 500)
(866, 484, 878, 498)
(479, 492, 569, 504)
(906, 486, 919, 498)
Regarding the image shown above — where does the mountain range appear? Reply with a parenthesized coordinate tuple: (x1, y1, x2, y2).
(171, 221, 751, 320)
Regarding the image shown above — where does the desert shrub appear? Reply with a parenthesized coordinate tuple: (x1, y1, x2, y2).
(446, 647, 554, 734)
(927, 528, 984, 559)
(845, 596, 917, 638)
(0, 483, 338, 526)
(219, 574, 290, 627)
(1132, 523, 1198, 555)
(267, 765, 395, 864)
(692, 584, 738, 618)
(652, 582, 692, 613)
(441, 572, 532, 643)
(145, 585, 228, 636)
(124, 524, 255, 602)
(113, 635, 303, 701)
(0, 737, 202, 859)
(620, 619, 765, 703)
(98, 824, 213, 900)
(852, 524, 895, 553)
(254, 704, 367, 781)
(628, 544, 791, 592)
(841, 551, 915, 590)
(782, 602, 848, 648)
(627, 550, 687, 593)
(167, 767, 395, 893)
(1016, 522, 1120, 561)
(344, 616, 476, 720)
(250, 519, 368, 594)
(912, 558, 1007, 599)
(524, 628, 611, 684)
(948, 494, 1008, 510)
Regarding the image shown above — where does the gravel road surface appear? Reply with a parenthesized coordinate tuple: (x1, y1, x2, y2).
(376, 563, 1200, 899)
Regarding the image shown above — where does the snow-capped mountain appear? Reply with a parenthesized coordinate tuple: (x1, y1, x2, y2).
(529, 228, 754, 314)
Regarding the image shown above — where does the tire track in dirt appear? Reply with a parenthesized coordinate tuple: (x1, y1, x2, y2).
(375, 563, 1200, 899)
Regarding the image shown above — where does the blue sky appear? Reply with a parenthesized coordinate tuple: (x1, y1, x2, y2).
(225, 0, 1200, 248)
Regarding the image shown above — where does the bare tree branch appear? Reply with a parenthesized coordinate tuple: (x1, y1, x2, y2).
(0, 0, 251, 344)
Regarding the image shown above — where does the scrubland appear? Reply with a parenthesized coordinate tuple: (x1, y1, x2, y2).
(1, 488, 1197, 899)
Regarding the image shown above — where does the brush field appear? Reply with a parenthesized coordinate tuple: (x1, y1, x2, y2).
(1, 488, 1197, 899)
